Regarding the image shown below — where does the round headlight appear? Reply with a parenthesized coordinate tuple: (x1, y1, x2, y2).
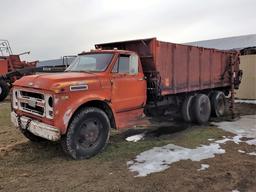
(48, 96, 53, 108)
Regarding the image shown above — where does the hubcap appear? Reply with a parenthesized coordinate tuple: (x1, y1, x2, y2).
(0, 86, 2, 95)
(76, 118, 102, 149)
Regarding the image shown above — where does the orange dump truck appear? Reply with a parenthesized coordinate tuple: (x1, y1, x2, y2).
(10, 38, 242, 159)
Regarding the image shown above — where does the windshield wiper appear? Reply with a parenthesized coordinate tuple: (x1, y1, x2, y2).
(66, 70, 96, 74)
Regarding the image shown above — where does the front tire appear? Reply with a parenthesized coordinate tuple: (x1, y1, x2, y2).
(61, 107, 110, 160)
(0, 80, 9, 102)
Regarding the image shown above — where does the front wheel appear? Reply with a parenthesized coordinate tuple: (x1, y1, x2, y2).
(61, 107, 110, 160)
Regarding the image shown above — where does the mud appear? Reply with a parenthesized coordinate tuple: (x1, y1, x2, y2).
(0, 102, 256, 192)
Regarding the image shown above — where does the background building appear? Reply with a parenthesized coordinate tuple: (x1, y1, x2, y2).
(186, 34, 256, 100)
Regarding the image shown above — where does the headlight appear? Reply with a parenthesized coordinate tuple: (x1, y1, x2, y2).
(12, 89, 19, 109)
(48, 96, 53, 108)
(45, 94, 54, 119)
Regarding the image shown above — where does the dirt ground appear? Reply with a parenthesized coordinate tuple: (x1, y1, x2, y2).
(0, 100, 256, 192)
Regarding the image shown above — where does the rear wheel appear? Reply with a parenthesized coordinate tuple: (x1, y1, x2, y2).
(0, 80, 9, 102)
(191, 94, 211, 124)
(210, 91, 226, 117)
(181, 95, 194, 122)
(61, 107, 110, 160)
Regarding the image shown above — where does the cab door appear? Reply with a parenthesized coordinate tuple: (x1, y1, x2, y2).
(110, 53, 146, 113)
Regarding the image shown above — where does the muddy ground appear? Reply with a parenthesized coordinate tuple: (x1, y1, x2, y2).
(0, 100, 256, 192)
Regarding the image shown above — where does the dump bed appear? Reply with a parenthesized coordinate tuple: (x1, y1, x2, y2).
(96, 38, 240, 96)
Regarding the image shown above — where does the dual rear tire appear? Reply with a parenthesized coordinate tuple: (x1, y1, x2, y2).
(182, 91, 226, 124)
(210, 91, 226, 117)
(190, 94, 211, 124)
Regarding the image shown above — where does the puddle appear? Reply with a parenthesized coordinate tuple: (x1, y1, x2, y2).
(147, 123, 190, 137)
(125, 122, 191, 142)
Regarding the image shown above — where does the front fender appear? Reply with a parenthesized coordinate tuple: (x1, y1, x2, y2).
(54, 93, 113, 134)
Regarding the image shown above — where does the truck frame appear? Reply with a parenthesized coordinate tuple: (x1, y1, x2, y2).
(10, 38, 242, 159)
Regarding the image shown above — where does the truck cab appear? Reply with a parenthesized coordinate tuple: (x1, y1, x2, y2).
(11, 49, 146, 159)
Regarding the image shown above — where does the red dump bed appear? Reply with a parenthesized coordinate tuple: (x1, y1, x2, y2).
(96, 38, 240, 96)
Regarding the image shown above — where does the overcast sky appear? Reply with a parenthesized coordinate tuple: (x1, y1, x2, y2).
(1, 0, 255, 61)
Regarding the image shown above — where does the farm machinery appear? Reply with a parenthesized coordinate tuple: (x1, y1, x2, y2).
(0, 40, 74, 101)
(0, 40, 39, 101)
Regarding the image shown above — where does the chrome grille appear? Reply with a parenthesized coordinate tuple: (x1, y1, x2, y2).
(15, 90, 46, 117)
(20, 91, 44, 100)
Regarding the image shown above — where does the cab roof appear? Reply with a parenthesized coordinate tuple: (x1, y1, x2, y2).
(78, 49, 136, 55)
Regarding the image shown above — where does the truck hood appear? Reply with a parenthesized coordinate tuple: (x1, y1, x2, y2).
(14, 72, 101, 92)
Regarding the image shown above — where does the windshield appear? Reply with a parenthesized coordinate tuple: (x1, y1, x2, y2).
(65, 53, 113, 72)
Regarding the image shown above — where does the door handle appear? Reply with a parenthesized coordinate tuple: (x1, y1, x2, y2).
(138, 77, 146, 81)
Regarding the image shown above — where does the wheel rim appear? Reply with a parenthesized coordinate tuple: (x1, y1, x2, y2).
(0, 86, 2, 95)
(76, 118, 102, 149)
(199, 99, 208, 115)
(217, 97, 225, 115)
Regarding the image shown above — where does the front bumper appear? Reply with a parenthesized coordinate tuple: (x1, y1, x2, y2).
(11, 111, 61, 141)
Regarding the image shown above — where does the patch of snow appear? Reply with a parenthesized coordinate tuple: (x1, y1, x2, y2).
(128, 143, 225, 177)
(127, 115, 256, 177)
(232, 190, 240, 192)
(247, 152, 256, 156)
(126, 133, 145, 142)
(238, 150, 245, 153)
(215, 138, 232, 144)
(215, 135, 243, 144)
(208, 138, 215, 141)
(213, 115, 256, 138)
(246, 138, 256, 145)
(127, 160, 134, 166)
(198, 164, 209, 171)
(235, 99, 256, 104)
